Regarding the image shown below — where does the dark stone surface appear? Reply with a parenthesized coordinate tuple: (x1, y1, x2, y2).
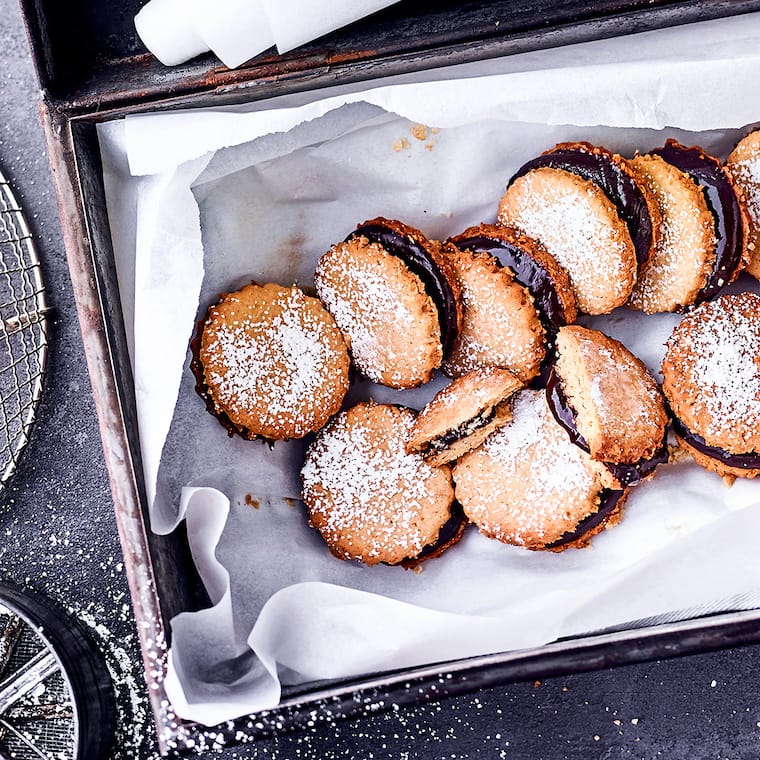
(3, 1, 760, 758)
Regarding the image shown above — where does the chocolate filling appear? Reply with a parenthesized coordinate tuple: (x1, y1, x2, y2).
(422, 405, 498, 456)
(509, 146, 653, 269)
(452, 233, 566, 387)
(348, 223, 459, 358)
(546, 488, 626, 549)
(545, 369, 668, 486)
(651, 140, 744, 304)
(401, 501, 467, 567)
(671, 414, 760, 469)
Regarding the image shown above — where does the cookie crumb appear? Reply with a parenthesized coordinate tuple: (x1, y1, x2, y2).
(393, 138, 410, 152)
(410, 124, 428, 141)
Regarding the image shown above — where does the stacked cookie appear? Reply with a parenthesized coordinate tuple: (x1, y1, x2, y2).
(191, 128, 760, 565)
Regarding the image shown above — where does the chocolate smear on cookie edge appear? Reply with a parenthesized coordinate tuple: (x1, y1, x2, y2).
(546, 488, 626, 549)
(671, 414, 760, 470)
(450, 230, 568, 387)
(348, 221, 460, 358)
(508, 142, 653, 269)
(545, 369, 668, 486)
(651, 139, 744, 304)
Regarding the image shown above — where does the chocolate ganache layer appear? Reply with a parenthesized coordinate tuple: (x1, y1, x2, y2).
(671, 414, 760, 470)
(545, 370, 668, 486)
(401, 500, 467, 567)
(349, 222, 460, 358)
(452, 230, 567, 386)
(508, 143, 653, 269)
(651, 139, 744, 304)
(422, 406, 498, 457)
(547, 488, 626, 549)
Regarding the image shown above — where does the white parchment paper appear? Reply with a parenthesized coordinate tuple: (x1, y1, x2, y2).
(97, 12, 760, 726)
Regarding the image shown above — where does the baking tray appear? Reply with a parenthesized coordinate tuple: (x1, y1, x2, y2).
(18, 0, 760, 753)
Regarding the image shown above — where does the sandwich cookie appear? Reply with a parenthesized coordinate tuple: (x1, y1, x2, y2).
(546, 325, 669, 486)
(406, 366, 524, 467)
(447, 223, 577, 384)
(661, 292, 760, 480)
(648, 139, 748, 303)
(626, 152, 717, 313)
(726, 129, 760, 280)
(497, 159, 637, 315)
(453, 389, 626, 551)
(505, 141, 660, 272)
(301, 401, 464, 567)
(191, 282, 350, 441)
(315, 218, 462, 389)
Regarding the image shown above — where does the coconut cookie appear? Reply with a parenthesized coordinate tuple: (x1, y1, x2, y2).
(497, 166, 637, 315)
(506, 141, 660, 271)
(661, 292, 760, 480)
(191, 282, 350, 441)
(453, 389, 625, 551)
(649, 139, 748, 303)
(301, 402, 464, 566)
(627, 153, 717, 313)
(447, 224, 577, 384)
(315, 218, 461, 389)
(547, 325, 669, 486)
(726, 129, 760, 280)
(406, 366, 524, 466)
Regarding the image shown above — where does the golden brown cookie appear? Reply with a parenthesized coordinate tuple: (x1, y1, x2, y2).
(661, 292, 760, 479)
(497, 166, 637, 315)
(301, 401, 463, 566)
(314, 218, 462, 389)
(648, 139, 748, 301)
(438, 240, 546, 383)
(192, 282, 349, 441)
(548, 325, 669, 483)
(627, 153, 717, 313)
(453, 389, 625, 551)
(406, 366, 524, 467)
(447, 224, 577, 384)
(505, 141, 661, 271)
(726, 129, 760, 280)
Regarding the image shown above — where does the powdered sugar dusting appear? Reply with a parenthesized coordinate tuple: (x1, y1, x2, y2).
(315, 242, 439, 386)
(204, 286, 345, 435)
(457, 390, 602, 546)
(302, 405, 451, 562)
(732, 155, 760, 228)
(628, 155, 716, 313)
(673, 295, 760, 442)
(500, 169, 633, 313)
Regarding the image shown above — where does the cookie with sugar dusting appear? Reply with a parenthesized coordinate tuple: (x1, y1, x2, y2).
(662, 292, 760, 479)
(547, 325, 669, 486)
(315, 218, 462, 389)
(444, 224, 576, 384)
(504, 141, 660, 272)
(192, 282, 349, 441)
(438, 236, 546, 383)
(627, 153, 717, 313)
(497, 166, 636, 315)
(302, 402, 464, 566)
(726, 129, 760, 281)
(453, 389, 626, 551)
(406, 366, 524, 467)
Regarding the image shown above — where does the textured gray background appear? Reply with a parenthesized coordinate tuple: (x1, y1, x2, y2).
(3, 1, 760, 758)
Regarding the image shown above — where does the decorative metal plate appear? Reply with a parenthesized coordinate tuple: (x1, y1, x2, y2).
(0, 600, 76, 759)
(0, 168, 48, 489)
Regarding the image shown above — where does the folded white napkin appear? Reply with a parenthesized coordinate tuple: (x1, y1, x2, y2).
(135, 0, 401, 68)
